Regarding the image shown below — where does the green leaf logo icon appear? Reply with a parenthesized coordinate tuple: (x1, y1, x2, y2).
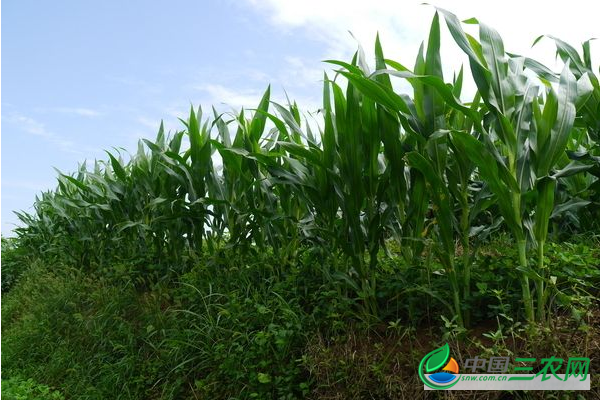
(425, 343, 450, 372)
(418, 343, 459, 390)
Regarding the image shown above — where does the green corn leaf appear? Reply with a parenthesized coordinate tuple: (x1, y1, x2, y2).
(249, 86, 271, 143)
(107, 153, 127, 182)
(450, 130, 519, 232)
(533, 176, 556, 243)
(371, 69, 481, 131)
(337, 70, 410, 114)
(480, 22, 511, 113)
(62, 175, 89, 192)
(538, 62, 577, 175)
(405, 151, 454, 263)
(552, 161, 593, 178)
(550, 198, 591, 219)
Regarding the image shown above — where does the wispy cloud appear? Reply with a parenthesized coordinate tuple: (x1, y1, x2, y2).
(2, 112, 97, 155)
(33, 106, 104, 117)
(278, 56, 323, 89)
(137, 116, 163, 130)
(52, 107, 103, 117)
(1, 179, 53, 191)
(194, 83, 321, 114)
(195, 84, 266, 110)
(106, 75, 163, 94)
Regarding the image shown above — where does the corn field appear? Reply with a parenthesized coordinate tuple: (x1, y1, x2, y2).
(14, 9, 600, 328)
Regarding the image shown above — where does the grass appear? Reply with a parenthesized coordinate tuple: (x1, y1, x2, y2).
(2, 237, 599, 399)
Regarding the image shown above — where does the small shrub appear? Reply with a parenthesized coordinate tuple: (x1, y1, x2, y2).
(1, 237, 30, 293)
(1, 376, 64, 400)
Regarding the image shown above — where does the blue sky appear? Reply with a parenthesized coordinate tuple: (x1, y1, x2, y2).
(2, 0, 598, 235)
(2, 0, 327, 235)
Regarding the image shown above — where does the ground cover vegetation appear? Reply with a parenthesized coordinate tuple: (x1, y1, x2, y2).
(2, 8, 599, 399)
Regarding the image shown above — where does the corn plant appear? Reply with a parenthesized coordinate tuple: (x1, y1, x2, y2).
(436, 8, 593, 323)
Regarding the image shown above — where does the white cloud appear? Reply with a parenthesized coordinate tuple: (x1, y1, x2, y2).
(147, 0, 600, 140)
(245, 0, 599, 83)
